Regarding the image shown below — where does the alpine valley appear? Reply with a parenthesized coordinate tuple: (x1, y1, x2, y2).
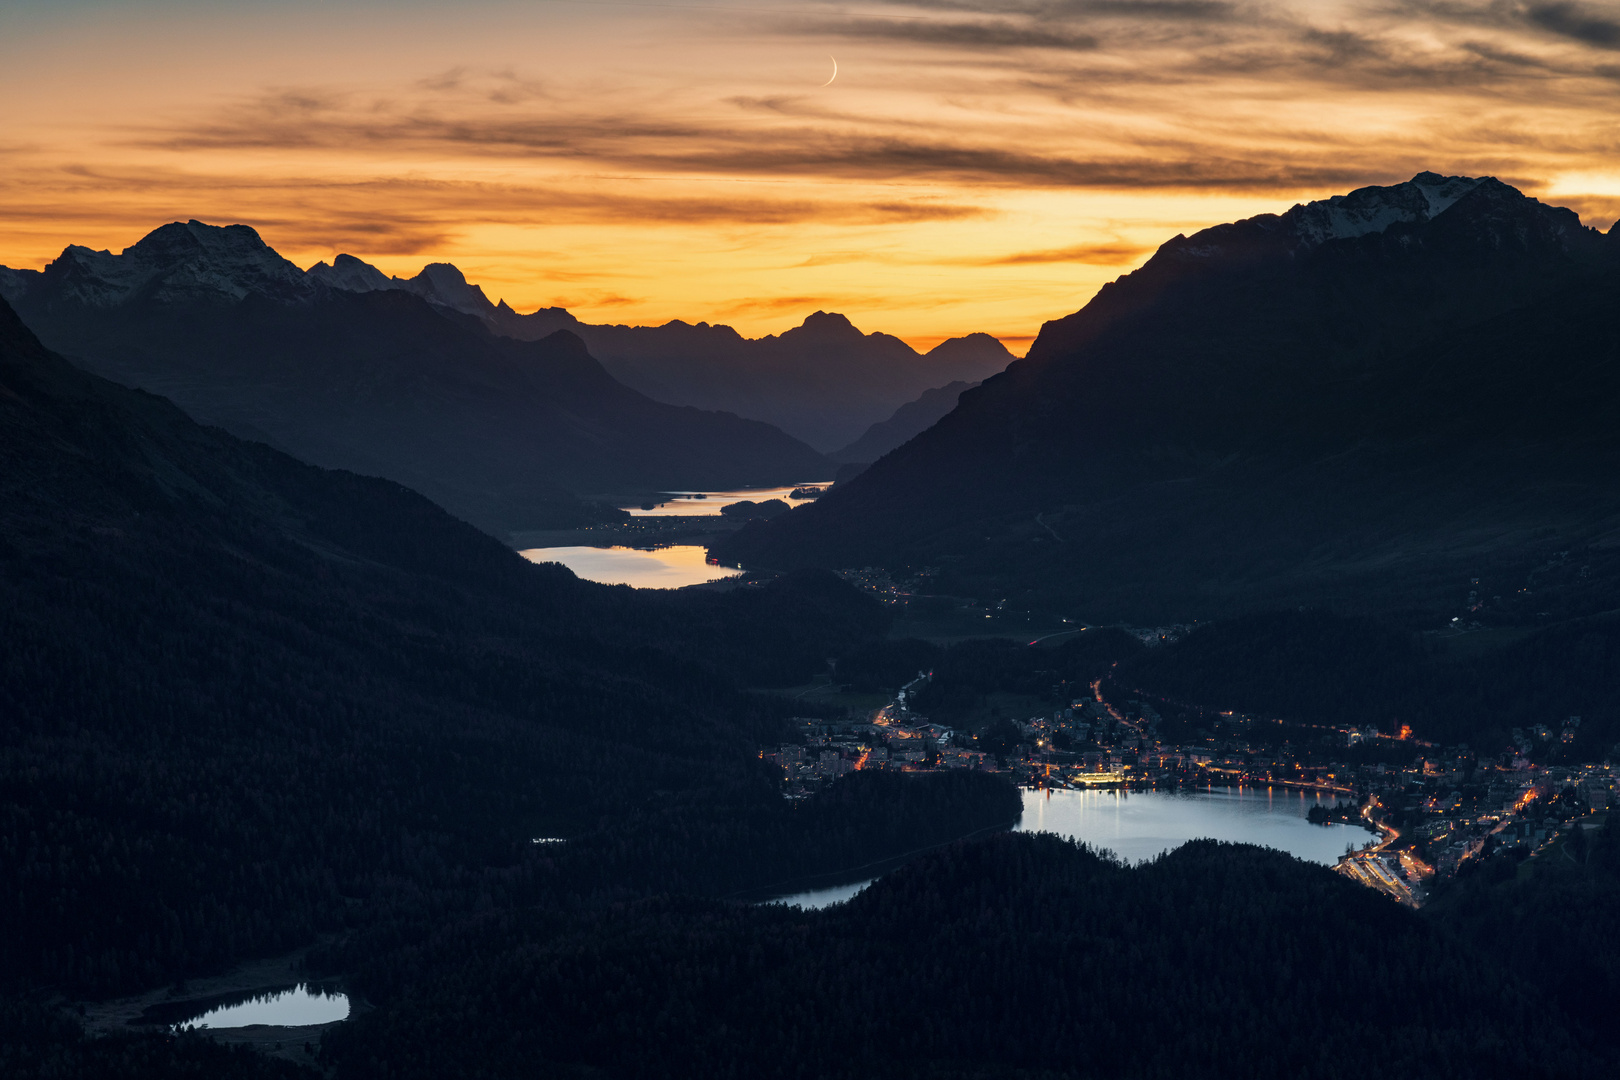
(5, 173, 1620, 1080)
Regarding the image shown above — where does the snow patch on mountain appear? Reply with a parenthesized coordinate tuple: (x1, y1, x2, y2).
(307, 253, 395, 293)
(401, 263, 497, 317)
(1284, 172, 1484, 246)
(27, 221, 310, 307)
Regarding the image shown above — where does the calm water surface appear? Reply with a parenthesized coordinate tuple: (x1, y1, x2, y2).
(770, 879, 877, 910)
(623, 481, 833, 517)
(767, 785, 1364, 909)
(520, 545, 741, 588)
(179, 985, 349, 1030)
(1017, 786, 1367, 865)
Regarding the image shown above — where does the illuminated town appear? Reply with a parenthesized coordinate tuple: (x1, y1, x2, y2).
(764, 618, 1615, 910)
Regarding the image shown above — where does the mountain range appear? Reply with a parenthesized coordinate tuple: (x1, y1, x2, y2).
(718, 173, 1620, 622)
(0, 223, 834, 534)
(0, 224, 1011, 532)
(292, 251, 1015, 450)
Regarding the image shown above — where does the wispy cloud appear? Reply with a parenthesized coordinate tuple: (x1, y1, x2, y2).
(974, 240, 1153, 264)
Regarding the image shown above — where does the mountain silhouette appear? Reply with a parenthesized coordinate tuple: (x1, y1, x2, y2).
(289, 255, 1014, 451)
(717, 174, 1620, 620)
(831, 379, 980, 464)
(497, 310, 1014, 451)
(0, 222, 831, 535)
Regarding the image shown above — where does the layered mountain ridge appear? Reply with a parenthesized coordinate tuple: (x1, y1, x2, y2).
(0, 222, 834, 535)
(0, 221, 1013, 455)
(718, 174, 1620, 620)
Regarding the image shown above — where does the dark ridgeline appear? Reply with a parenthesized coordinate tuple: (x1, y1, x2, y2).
(1120, 607, 1620, 758)
(489, 308, 1013, 452)
(830, 378, 981, 464)
(291, 254, 1013, 451)
(718, 173, 1620, 621)
(0, 294, 1018, 1006)
(0, 222, 831, 536)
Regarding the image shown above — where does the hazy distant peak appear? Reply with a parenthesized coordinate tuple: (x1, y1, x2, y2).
(925, 333, 1015, 365)
(403, 262, 497, 317)
(791, 310, 861, 337)
(307, 253, 394, 293)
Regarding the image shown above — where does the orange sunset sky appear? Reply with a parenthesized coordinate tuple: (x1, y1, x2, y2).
(3, 0, 1619, 350)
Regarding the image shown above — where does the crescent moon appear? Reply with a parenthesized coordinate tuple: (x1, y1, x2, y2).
(821, 56, 838, 87)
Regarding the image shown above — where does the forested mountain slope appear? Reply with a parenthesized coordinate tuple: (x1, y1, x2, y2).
(322, 832, 1607, 1080)
(0, 295, 1014, 1001)
(831, 379, 979, 463)
(719, 175, 1620, 622)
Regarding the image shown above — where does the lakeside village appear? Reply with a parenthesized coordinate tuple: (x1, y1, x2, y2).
(761, 620, 1615, 910)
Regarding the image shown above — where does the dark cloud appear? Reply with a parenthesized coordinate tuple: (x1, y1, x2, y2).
(1526, 1, 1620, 48)
(135, 88, 1422, 192)
(821, 17, 1099, 50)
(873, 0, 1245, 21)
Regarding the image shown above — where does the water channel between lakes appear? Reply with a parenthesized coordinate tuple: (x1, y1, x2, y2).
(770, 786, 1369, 910)
(517, 481, 834, 588)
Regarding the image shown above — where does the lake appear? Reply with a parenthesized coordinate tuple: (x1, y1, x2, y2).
(766, 784, 1366, 909)
(1016, 785, 1367, 865)
(177, 984, 350, 1030)
(623, 481, 833, 517)
(520, 545, 741, 588)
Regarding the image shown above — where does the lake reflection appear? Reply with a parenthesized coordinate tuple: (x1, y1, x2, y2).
(520, 545, 741, 588)
(624, 481, 833, 517)
(1017, 786, 1367, 865)
(179, 984, 349, 1030)
(762, 786, 1364, 910)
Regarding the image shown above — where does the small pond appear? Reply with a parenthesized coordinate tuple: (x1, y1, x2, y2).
(165, 984, 350, 1030)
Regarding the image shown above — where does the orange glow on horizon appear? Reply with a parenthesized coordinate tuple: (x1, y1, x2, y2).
(4, 1, 1618, 346)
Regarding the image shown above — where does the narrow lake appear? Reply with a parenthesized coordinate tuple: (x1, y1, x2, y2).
(623, 480, 834, 517)
(766, 785, 1366, 909)
(520, 545, 741, 588)
(177, 984, 350, 1030)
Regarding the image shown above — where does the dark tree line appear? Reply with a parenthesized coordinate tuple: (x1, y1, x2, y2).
(320, 833, 1607, 1080)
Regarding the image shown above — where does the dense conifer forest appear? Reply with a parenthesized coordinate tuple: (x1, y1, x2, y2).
(320, 833, 1609, 1080)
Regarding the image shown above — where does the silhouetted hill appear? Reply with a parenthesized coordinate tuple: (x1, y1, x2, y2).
(831, 379, 979, 463)
(157, 247, 1016, 450)
(488, 307, 1013, 450)
(719, 174, 1620, 622)
(322, 833, 1606, 1079)
(0, 222, 830, 535)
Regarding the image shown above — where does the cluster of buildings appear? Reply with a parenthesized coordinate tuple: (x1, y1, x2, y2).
(759, 666, 1615, 908)
(1337, 752, 1614, 905)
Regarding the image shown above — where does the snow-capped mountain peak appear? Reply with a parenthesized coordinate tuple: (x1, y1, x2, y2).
(402, 263, 497, 318)
(35, 220, 310, 307)
(306, 253, 395, 293)
(1283, 172, 1484, 246)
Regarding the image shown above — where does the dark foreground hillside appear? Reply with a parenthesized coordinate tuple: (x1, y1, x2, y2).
(0, 295, 1014, 1003)
(322, 833, 1605, 1080)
